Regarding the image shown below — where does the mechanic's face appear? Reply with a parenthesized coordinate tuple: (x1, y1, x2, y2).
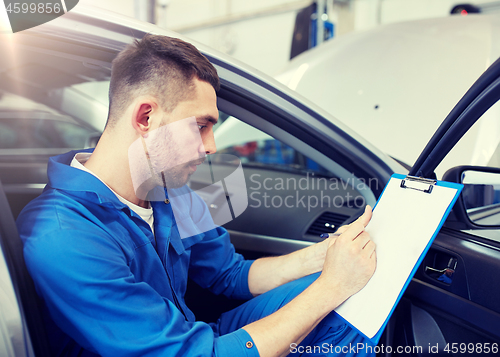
(147, 78, 218, 189)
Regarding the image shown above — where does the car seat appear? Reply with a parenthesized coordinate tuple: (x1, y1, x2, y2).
(0, 179, 51, 356)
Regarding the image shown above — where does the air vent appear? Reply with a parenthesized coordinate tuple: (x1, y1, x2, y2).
(305, 211, 350, 237)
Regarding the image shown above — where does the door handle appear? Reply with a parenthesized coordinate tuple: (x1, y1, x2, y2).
(425, 257, 457, 284)
(425, 266, 452, 274)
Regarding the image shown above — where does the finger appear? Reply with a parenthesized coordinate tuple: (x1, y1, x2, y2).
(355, 205, 372, 228)
(335, 225, 348, 235)
(318, 234, 338, 249)
(353, 231, 371, 248)
(336, 206, 372, 236)
(338, 221, 365, 242)
(363, 240, 376, 259)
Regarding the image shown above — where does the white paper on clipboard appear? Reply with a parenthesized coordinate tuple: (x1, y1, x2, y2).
(334, 174, 462, 342)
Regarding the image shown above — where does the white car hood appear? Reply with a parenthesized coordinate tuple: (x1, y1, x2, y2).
(277, 14, 500, 177)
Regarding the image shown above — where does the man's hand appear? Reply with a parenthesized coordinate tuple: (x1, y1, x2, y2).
(248, 205, 376, 297)
(318, 205, 376, 306)
(242, 206, 376, 357)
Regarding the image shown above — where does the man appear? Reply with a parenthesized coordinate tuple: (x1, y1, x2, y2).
(17, 34, 376, 356)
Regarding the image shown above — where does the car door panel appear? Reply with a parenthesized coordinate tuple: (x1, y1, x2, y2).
(391, 223, 500, 354)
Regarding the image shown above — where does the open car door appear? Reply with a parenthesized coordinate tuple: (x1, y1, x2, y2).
(383, 58, 500, 356)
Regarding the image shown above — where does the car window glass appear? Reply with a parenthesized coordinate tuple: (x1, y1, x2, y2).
(71, 81, 110, 107)
(0, 91, 98, 150)
(214, 112, 334, 177)
(0, 118, 95, 149)
(0, 91, 60, 114)
(210, 111, 372, 240)
(52, 121, 96, 148)
(0, 123, 17, 148)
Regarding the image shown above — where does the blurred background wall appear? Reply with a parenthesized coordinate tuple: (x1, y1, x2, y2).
(80, 0, 499, 76)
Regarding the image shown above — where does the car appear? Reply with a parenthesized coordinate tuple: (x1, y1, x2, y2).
(0, 4, 499, 356)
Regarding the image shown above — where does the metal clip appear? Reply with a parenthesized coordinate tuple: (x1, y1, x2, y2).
(400, 176, 437, 194)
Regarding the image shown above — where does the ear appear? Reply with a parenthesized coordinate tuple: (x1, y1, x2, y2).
(131, 101, 158, 135)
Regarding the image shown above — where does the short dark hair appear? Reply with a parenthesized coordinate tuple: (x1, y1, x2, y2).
(106, 34, 220, 127)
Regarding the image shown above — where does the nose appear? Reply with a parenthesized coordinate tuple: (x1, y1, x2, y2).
(201, 129, 217, 155)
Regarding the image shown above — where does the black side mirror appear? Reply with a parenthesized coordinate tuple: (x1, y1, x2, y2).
(443, 166, 500, 229)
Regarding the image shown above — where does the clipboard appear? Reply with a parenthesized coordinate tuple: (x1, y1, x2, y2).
(334, 173, 463, 345)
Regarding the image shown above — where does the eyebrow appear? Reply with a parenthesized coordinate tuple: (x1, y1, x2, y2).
(198, 115, 218, 125)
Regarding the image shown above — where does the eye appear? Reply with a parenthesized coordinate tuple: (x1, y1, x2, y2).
(198, 124, 207, 131)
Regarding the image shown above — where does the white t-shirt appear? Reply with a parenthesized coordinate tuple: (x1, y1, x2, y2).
(70, 153, 155, 233)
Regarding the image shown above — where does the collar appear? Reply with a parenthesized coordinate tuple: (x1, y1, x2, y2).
(70, 152, 153, 216)
(48, 150, 174, 214)
(47, 149, 131, 210)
